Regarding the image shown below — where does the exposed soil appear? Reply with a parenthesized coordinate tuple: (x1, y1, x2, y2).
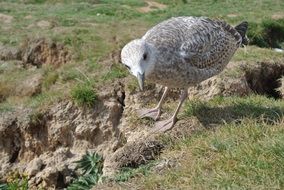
(272, 13, 284, 20)
(36, 20, 52, 29)
(0, 13, 13, 24)
(21, 38, 71, 67)
(0, 38, 71, 67)
(137, 1, 167, 13)
(0, 45, 21, 61)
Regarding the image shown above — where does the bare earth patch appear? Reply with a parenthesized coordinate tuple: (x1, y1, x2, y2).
(15, 73, 43, 97)
(0, 38, 71, 67)
(21, 38, 71, 67)
(0, 13, 13, 24)
(36, 20, 52, 29)
(227, 13, 239, 18)
(137, 1, 167, 13)
(272, 13, 284, 20)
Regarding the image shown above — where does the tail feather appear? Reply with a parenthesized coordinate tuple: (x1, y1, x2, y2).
(235, 21, 249, 45)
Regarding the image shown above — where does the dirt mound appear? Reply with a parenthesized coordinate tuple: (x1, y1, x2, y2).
(186, 62, 251, 100)
(0, 38, 71, 67)
(21, 38, 70, 67)
(186, 61, 284, 100)
(188, 74, 252, 100)
(103, 139, 163, 177)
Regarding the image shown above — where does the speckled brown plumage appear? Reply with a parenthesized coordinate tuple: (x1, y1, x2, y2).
(143, 16, 246, 88)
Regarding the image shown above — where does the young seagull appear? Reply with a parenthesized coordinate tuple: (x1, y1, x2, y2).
(121, 16, 248, 132)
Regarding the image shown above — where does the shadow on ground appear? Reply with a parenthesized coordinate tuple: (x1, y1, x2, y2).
(185, 101, 284, 127)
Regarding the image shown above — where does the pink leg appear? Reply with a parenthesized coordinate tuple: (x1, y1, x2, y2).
(137, 87, 169, 121)
(152, 89, 188, 133)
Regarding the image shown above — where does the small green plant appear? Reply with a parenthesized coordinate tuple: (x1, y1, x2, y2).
(71, 82, 97, 107)
(0, 171, 28, 190)
(28, 111, 44, 127)
(0, 183, 8, 190)
(67, 152, 103, 190)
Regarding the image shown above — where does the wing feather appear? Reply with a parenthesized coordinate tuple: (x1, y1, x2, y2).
(143, 17, 239, 70)
(179, 18, 237, 69)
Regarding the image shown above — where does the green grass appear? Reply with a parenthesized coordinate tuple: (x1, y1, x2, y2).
(183, 95, 283, 126)
(102, 64, 128, 81)
(131, 119, 284, 189)
(71, 82, 97, 107)
(42, 67, 59, 89)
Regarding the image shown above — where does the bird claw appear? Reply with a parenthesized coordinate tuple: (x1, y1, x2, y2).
(137, 108, 160, 121)
(151, 117, 177, 133)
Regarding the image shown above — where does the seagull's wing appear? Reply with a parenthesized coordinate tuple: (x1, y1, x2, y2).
(179, 18, 240, 70)
(143, 17, 240, 70)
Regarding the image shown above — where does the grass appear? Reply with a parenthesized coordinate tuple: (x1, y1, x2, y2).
(42, 67, 59, 89)
(132, 118, 284, 189)
(183, 95, 284, 126)
(71, 82, 97, 107)
(102, 64, 128, 81)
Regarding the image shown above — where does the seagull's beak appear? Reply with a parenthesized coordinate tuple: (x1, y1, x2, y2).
(137, 72, 145, 91)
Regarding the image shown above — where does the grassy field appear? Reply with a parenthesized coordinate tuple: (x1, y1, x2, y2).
(125, 95, 284, 189)
(0, 0, 284, 189)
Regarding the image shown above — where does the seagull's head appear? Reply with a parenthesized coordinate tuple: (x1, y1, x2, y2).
(121, 39, 156, 91)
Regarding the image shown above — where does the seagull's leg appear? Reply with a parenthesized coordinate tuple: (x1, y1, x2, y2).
(152, 89, 188, 133)
(137, 87, 169, 121)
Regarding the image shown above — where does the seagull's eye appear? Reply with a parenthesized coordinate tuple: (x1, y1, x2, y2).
(143, 53, 147, 60)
